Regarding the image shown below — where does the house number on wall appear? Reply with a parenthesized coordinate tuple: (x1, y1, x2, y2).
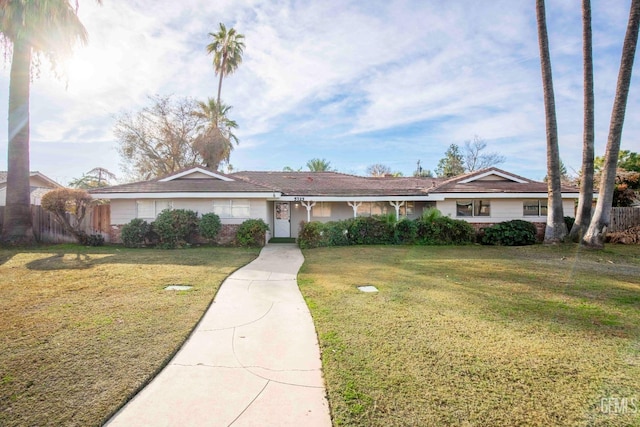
(294, 197, 305, 201)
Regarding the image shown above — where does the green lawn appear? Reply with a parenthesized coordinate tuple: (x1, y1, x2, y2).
(0, 245, 259, 427)
(298, 245, 640, 426)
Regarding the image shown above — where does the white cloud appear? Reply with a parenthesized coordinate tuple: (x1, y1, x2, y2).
(0, 0, 639, 181)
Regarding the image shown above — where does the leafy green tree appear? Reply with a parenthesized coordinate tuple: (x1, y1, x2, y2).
(193, 98, 239, 171)
(435, 144, 464, 178)
(69, 167, 116, 189)
(536, 0, 567, 243)
(0, 0, 100, 245)
(306, 158, 334, 172)
(594, 150, 640, 172)
(207, 23, 245, 105)
(584, 0, 640, 248)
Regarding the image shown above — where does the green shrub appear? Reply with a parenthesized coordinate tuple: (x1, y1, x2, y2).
(236, 218, 269, 247)
(325, 220, 351, 246)
(121, 218, 153, 248)
(394, 218, 417, 244)
(79, 233, 105, 247)
(564, 216, 576, 232)
(481, 220, 537, 246)
(153, 209, 199, 249)
(298, 221, 327, 249)
(199, 213, 222, 241)
(416, 216, 475, 245)
(347, 216, 395, 245)
(421, 207, 443, 222)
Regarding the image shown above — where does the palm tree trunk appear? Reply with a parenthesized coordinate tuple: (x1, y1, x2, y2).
(569, 0, 595, 242)
(216, 56, 226, 105)
(536, 0, 567, 243)
(583, 0, 640, 249)
(2, 38, 34, 245)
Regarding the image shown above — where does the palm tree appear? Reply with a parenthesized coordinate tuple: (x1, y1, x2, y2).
(206, 23, 245, 105)
(536, 0, 567, 243)
(569, 0, 595, 242)
(583, 0, 640, 248)
(0, 0, 99, 245)
(306, 158, 333, 172)
(193, 98, 239, 171)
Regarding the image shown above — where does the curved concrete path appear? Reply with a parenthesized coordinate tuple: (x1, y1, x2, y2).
(106, 244, 332, 427)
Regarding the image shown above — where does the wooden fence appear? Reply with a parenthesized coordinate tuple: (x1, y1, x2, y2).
(0, 204, 111, 244)
(609, 207, 640, 232)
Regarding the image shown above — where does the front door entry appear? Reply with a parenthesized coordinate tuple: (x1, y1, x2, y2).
(274, 202, 291, 238)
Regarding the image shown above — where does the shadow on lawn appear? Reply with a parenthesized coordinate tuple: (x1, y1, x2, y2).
(0, 251, 14, 266)
(22, 246, 258, 271)
(25, 253, 98, 270)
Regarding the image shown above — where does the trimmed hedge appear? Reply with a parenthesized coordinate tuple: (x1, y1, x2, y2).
(121, 218, 153, 248)
(199, 213, 222, 240)
(153, 209, 199, 248)
(236, 219, 269, 247)
(298, 213, 476, 248)
(415, 216, 475, 245)
(481, 220, 537, 246)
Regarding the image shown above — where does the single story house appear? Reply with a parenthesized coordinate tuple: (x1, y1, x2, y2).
(90, 166, 580, 243)
(0, 171, 63, 206)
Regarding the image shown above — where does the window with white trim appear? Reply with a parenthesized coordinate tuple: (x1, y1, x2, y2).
(213, 199, 250, 218)
(356, 202, 391, 217)
(136, 200, 173, 219)
(456, 200, 490, 217)
(312, 202, 331, 217)
(403, 201, 415, 216)
(523, 199, 548, 216)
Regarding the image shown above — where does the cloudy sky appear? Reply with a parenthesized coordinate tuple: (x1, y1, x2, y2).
(0, 0, 638, 185)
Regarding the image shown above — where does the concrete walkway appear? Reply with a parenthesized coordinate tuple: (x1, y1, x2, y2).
(106, 244, 332, 427)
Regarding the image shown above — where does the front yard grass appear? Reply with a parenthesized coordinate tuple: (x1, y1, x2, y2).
(299, 245, 640, 426)
(0, 245, 259, 427)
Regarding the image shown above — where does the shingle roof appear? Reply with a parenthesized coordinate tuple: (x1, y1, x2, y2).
(0, 171, 62, 188)
(230, 171, 441, 196)
(89, 167, 577, 198)
(89, 177, 274, 194)
(432, 168, 578, 193)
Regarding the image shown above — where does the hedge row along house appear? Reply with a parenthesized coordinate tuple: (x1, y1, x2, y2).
(89, 166, 581, 243)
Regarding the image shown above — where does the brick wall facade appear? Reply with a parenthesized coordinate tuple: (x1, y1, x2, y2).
(108, 223, 242, 246)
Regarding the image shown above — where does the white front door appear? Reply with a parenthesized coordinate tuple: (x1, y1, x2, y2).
(274, 202, 291, 238)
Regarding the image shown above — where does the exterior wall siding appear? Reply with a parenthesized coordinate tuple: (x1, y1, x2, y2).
(110, 200, 137, 225)
(108, 196, 579, 242)
(108, 198, 269, 226)
(437, 198, 577, 224)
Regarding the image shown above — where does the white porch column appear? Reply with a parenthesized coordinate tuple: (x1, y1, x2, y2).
(347, 201, 362, 218)
(389, 201, 405, 220)
(301, 200, 316, 222)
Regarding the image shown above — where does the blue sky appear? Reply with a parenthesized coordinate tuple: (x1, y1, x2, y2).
(0, 0, 639, 185)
